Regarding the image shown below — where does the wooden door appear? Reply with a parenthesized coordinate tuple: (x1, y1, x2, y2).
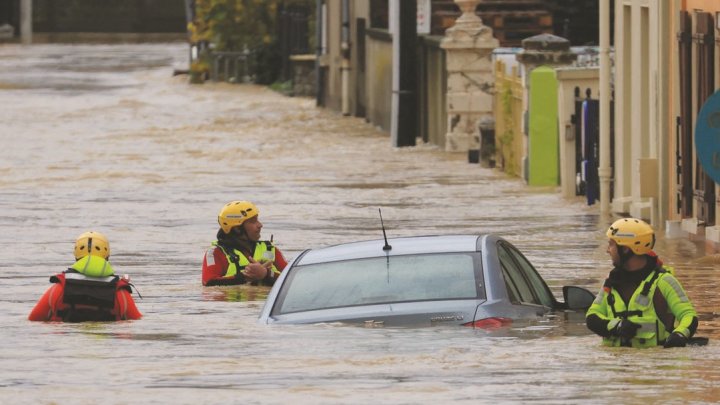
(677, 11, 693, 217)
(694, 12, 716, 226)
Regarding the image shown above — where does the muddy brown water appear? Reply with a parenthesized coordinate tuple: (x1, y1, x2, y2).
(1, 43, 718, 404)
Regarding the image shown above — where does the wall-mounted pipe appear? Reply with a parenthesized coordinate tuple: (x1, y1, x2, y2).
(391, 0, 417, 147)
(599, 0, 611, 214)
(341, 0, 350, 115)
(315, 0, 325, 107)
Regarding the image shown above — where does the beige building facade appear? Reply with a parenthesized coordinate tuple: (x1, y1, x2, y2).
(667, 0, 720, 242)
(611, 0, 671, 228)
(611, 0, 720, 246)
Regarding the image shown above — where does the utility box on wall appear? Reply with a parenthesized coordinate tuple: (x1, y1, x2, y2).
(528, 66, 559, 186)
(638, 158, 658, 199)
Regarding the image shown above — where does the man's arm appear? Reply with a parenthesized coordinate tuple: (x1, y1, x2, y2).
(202, 247, 244, 286)
(116, 289, 142, 320)
(586, 287, 614, 337)
(273, 247, 288, 272)
(28, 284, 61, 321)
(658, 275, 698, 338)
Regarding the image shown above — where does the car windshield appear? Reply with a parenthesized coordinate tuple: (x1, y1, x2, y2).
(274, 253, 483, 314)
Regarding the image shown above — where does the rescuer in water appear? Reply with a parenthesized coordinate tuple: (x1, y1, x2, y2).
(202, 200, 287, 286)
(586, 218, 698, 348)
(28, 231, 142, 322)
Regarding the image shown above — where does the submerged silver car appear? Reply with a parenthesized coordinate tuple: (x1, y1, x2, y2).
(257, 234, 595, 327)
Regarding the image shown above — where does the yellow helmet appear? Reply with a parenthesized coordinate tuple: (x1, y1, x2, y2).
(606, 218, 655, 255)
(74, 231, 110, 260)
(218, 201, 259, 234)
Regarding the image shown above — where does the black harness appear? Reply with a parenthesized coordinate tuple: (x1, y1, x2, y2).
(52, 271, 124, 322)
(216, 240, 274, 286)
(605, 267, 665, 320)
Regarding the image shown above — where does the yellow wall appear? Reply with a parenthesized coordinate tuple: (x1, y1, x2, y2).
(685, 0, 720, 12)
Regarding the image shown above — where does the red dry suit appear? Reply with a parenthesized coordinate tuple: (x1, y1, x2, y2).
(202, 240, 287, 286)
(29, 260, 142, 322)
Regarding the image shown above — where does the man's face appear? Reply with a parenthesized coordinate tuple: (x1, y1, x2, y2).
(241, 216, 263, 241)
(607, 239, 622, 267)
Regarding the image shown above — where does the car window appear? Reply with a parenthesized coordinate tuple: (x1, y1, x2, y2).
(497, 245, 537, 304)
(274, 253, 483, 314)
(500, 243, 555, 308)
(500, 263, 521, 304)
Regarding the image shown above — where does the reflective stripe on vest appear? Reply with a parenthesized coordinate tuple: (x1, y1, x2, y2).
(212, 241, 278, 278)
(602, 270, 670, 348)
(663, 276, 690, 303)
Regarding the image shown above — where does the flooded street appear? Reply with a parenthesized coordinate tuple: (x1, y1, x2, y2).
(1, 43, 719, 404)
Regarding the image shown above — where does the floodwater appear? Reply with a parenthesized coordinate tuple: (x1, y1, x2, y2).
(0, 43, 718, 404)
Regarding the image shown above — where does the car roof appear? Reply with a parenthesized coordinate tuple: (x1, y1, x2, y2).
(296, 234, 497, 265)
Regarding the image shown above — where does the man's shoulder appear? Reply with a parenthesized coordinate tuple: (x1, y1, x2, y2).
(205, 246, 229, 265)
(655, 272, 687, 294)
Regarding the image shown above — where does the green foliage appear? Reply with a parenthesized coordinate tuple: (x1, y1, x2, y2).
(189, 0, 315, 84)
(190, 0, 277, 51)
(499, 83, 518, 176)
(269, 80, 293, 95)
(189, 59, 210, 84)
(190, 0, 314, 51)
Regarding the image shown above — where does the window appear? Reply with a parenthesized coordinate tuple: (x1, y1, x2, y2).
(498, 245, 536, 304)
(275, 253, 483, 314)
(369, 0, 388, 29)
(503, 244, 555, 307)
(500, 262, 521, 304)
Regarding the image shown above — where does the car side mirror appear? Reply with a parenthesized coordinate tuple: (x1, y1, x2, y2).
(562, 286, 595, 310)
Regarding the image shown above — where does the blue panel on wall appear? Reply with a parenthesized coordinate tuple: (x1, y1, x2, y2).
(695, 90, 720, 185)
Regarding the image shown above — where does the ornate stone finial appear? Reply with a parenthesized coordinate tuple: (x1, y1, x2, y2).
(443, 0, 496, 46)
(516, 34, 577, 65)
(453, 0, 482, 28)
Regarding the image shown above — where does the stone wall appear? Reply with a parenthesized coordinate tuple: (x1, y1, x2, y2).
(290, 54, 316, 97)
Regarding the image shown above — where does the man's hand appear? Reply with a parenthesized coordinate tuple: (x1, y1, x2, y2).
(663, 332, 688, 348)
(242, 258, 269, 280)
(612, 319, 641, 340)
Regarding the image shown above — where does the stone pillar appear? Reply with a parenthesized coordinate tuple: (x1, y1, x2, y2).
(515, 34, 577, 181)
(20, 0, 32, 45)
(440, 0, 498, 155)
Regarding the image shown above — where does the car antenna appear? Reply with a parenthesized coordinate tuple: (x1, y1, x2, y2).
(379, 208, 392, 251)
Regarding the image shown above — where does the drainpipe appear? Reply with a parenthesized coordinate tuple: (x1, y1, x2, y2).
(341, 0, 351, 115)
(599, 0, 611, 214)
(390, 0, 417, 147)
(315, 0, 325, 107)
(390, 1, 400, 146)
(20, 0, 32, 45)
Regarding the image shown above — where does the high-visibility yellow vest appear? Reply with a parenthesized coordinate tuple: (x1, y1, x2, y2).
(212, 240, 279, 278)
(589, 268, 696, 348)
